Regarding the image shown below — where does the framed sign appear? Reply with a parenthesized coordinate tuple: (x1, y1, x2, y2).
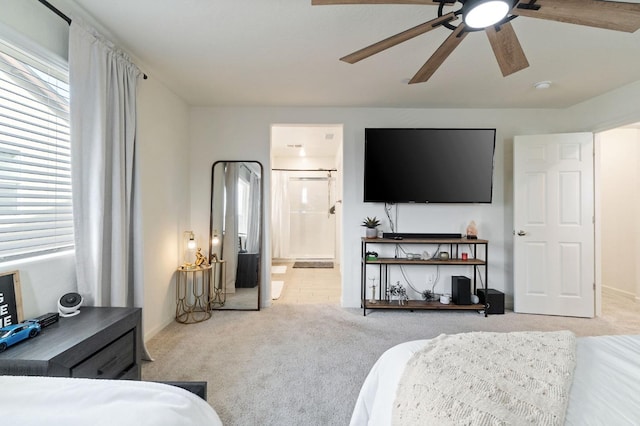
(0, 270, 23, 327)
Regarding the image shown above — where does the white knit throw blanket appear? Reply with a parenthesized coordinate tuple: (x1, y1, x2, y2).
(392, 330, 577, 426)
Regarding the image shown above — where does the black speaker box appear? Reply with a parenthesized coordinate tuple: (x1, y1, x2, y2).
(33, 312, 59, 328)
(451, 276, 471, 305)
(477, 288, 505, 314)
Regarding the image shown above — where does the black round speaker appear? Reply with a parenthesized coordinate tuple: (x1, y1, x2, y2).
(58, 292, 83, 317)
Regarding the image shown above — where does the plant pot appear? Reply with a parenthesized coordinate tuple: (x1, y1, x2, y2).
(365, 227, 377, 238)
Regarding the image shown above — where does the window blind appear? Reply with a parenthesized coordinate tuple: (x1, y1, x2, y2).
(0, 39, 73, 262)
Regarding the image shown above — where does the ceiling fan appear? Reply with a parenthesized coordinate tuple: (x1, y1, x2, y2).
(312, 0, 640, 83)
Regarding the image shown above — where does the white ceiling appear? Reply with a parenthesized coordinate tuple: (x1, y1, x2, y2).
(64, 0, 640, 109)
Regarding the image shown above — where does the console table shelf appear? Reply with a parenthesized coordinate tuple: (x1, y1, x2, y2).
(361, 237, 489, 316)
(364, 258, 486, 266)
(363, 300, 485, 311)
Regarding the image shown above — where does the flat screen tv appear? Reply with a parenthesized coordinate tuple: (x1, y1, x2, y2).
(364, 128, 496, 203)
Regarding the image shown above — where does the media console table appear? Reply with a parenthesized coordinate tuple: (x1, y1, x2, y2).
(361, 237, 489, 316)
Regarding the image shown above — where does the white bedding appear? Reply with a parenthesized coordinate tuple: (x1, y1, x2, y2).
(0, 376, 223, 426)
(350, 334, 640, 426)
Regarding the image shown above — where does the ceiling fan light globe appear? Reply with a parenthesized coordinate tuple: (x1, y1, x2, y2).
(464, 0, 510, 29)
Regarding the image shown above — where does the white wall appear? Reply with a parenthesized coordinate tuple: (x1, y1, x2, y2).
(598, 128, 640, 297)
(190, 107, 569, 308)
(0, 1, 191, 341)
(272, 156, 336, 170)
(335, 135, 344, 271)
(189, 91, 640, 311)
(7, 0, 640, 329)
(561, 80, 640, 314)
(54, 0, 192, 340)
(53, 0, 193, 340)
(0, 0, 68, 61)
(0, 253, 76, 320)
(137, 78, 191, 339)
(563, 80, 640, 133)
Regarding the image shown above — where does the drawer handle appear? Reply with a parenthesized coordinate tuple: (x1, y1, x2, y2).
(97, 356, 118, 376)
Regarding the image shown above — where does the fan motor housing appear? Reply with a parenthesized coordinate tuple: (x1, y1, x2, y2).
(58, 292, 83, 317)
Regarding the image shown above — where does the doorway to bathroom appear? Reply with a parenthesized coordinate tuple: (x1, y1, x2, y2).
(270, 124, 343, 305)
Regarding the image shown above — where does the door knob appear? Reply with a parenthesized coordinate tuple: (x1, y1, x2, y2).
(517, 230, 527, 236)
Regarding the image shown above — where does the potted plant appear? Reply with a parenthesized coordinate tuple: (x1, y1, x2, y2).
(362, 216, 381, 238)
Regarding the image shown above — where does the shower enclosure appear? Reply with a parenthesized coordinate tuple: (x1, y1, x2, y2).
(271, 169, 337, 260)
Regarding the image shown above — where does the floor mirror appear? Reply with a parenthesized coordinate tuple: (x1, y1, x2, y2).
(209, 161, 262, 310)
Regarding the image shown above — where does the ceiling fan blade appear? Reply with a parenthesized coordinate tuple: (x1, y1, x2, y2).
(485, 21, 529, 77)
(512, 0, 640, 33)
(312, 0, 454, 5)
(340, 12, 458, 64)
(409, 23, 468, 84)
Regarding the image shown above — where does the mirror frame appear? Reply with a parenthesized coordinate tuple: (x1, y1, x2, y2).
(209, 160, 263, 311)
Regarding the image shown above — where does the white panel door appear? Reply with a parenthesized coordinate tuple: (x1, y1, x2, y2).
(514, 133, 594, 317)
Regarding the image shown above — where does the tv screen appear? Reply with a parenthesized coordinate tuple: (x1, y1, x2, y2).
(364, 128, 496, 203)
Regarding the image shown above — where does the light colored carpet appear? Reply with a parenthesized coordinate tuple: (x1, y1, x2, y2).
(142, 298, 638, 426)
(271, 281, 284, 299)
(271, 265, 287, 274)
(212, 287, 259, 310)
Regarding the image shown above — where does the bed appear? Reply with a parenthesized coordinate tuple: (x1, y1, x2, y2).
(0, 375, 223, 425)
(350, 332, 640, 425)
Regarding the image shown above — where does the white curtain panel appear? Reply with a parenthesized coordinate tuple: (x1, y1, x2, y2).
(245, 169, 261, 254)
(271, 171, 291, 259)
(223, 163, 239, 291)
(68, 21, 144, 310)
(210, 164, 225, 261)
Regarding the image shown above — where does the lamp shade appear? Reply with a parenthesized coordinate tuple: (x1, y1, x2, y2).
(463, 0, 511, 29)
(182, 231, 197, 268)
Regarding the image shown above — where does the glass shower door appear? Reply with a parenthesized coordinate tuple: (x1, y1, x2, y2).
(288, 176, 335, 259)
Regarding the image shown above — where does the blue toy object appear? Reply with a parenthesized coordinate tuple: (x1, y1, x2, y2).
(0, 320, 41, 352)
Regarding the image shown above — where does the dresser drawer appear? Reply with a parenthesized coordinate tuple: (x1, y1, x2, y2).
(71, 330, 135, 379)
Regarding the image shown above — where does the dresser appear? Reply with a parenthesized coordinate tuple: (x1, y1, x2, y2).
(0, 307, 142, 380)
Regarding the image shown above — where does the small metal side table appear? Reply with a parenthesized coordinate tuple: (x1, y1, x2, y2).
(176, 265, 213, 323)
(208, 259, 227, 309)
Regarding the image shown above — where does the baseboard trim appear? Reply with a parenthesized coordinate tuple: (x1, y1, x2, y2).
(602, 285, 637, 300)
